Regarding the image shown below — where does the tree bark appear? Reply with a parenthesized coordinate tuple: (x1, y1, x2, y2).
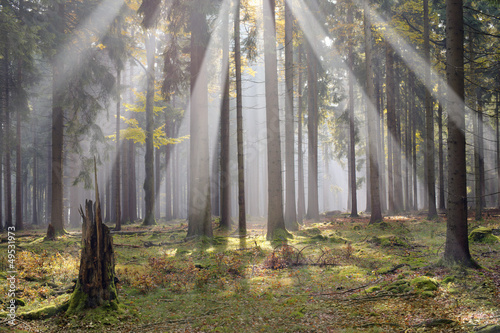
(187, 8, 212, 238)
(263, 0, 287, 240)
(364, 3, 382, 223)
(284, 0, 297, 229)
(424, 0, 437, 219)
(443, 0, 474, 266)
(297, 44, 305, 224)
(67, 166, 118, 313)
(235, 0, 247, 235)
(49, 2, 65, 235)
(347, 1, 357, 217)
(220, 4, 231, 230)
(143, 32, 156, 226)
(306, 41, 319, 221)
(115, 67, 122, 230)
(15, 60, 23, 230)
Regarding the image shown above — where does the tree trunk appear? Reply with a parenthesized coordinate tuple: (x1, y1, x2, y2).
(443, 0, 474, 267)
(164, 120, 172, 221)
(155, 147, 161, 219)
(284, 0, 297, 229)
(67, 167, 118, 314)
(424, 0, 437, 219)
(306, 41, 319, 221)
(143, 32, 156, 226)
(263, 0, 287, 240)
(475, 88, 484, 220)
(437, 84, 446, 211)
(386, 44, 395, 214)
(235, 0, 247, 235)
(122, 140, 129, 223)
(347, 1, 357, 217)
(220, 4, 231, 230)
(16, 61, 23, 230)
(187, 8, 212, 238)
(114, 67, 122, 231)
(297, 44, 305, 224)
(364, 3, 382, 223)
(32, 126, 38, 225)
(128, 140, 137, 222)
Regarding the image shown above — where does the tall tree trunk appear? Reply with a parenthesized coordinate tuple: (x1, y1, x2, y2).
(235, 0, 246, 235)
(443, 0, 474, 266)
(155, 147, 161, 219)
(375, 68, 386, 212)
(424, 0, 437, 219)
(48, 2, 65, 236)
(187, 9, 212, 237)
(220, 4, 231, 230)
(32, 126, 38, 225)
(15, 61, 23, 230)
(475, 88, 484, 220)
(263, 0, 287, 239)
(105, 164, 111, 222)
(306, 42, 319, 220)
(114, 67, 122, 230)
(284, 0, 297, 229)
(297, 44, 305, 224)
(4, 65, 12, 229)
(164, 120, 172, 221)
(122, 140, 129, 223)
(364, 3, 382, 223)
(129, 140, 137, 222)
(143, 32, 156, 226)
(393, 59, 403, 213)
(386, 44, 395, 214)
(438, 84, 446, 211)
(347, 1, 357, 217)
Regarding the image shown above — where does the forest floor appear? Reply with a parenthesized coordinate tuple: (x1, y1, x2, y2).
(1, 211, 500, 332)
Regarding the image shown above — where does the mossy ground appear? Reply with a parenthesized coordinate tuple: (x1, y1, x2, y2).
(1, 212, 499, 332)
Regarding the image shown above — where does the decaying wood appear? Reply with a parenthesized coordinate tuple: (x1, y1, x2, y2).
(67, 159, 118, 313)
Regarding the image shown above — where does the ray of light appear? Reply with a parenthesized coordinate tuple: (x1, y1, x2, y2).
(54, 0, 126, 93)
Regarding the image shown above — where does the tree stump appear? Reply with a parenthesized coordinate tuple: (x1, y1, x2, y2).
(67, 162, 118, 314)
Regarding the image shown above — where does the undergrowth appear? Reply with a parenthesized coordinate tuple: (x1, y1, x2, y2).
(0, 213, 499, 332)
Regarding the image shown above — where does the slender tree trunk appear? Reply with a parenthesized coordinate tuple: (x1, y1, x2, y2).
(284, 0, 297, 229)
(443, 0, 474, 266)
(235, 0, 246, 235)
(306, 42, 319, 220)
(143, 32, 156, 226)
(155, 147, 161, 219)
(114, 67, 121, 230)
(15, 61, 23, 230)
(424, 0, 437, 219)
(122, 140, 129, 223)
(438, 84, 446, 211)
(475, 89, 484, 220)
(347, 1, 357, 217)
(187, 9, 212, 237)
(49, 2, 65, 235)
(386, 44, 395, 214)
(4, 67, 12, 229)
(364, 3, 382, 223)
(32, 126, 38, 225)
(375, 68, 386, 212)
(297, 44, 305, 224)
(165, 120, 172, 221)
(263, 0, 287, 239)
(129, 140, 137, 222)
(220, 4, 231, 230)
